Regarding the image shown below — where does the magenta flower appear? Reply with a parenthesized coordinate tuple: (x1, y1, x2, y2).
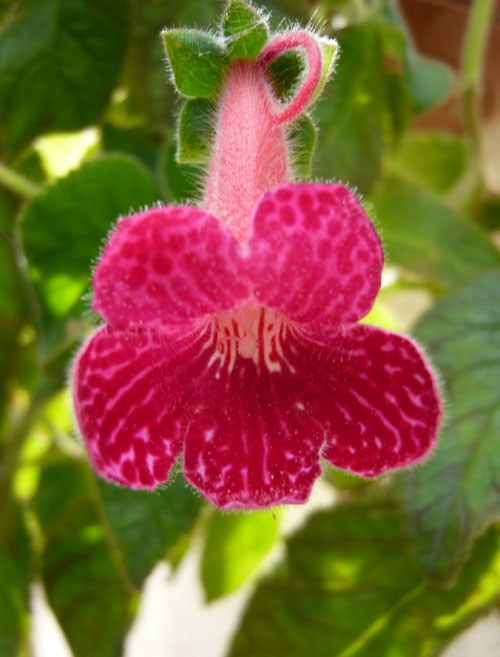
(73, 30, 442, 509)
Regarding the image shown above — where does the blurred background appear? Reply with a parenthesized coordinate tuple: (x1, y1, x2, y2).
(1, 0, 500, 656)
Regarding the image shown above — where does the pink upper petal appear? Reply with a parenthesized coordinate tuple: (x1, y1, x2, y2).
(304, 324, 442, 476)
(73, 322, 210, 489)
(93, 206, 250, 330)
(246, 184, 383, 336)
(182, 308, 324, 509)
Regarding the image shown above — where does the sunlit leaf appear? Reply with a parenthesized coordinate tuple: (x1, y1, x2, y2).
(230, 495, 500, 657)
(201, 510, 280, 602)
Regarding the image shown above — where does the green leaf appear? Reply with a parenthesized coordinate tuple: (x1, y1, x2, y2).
(177, 98, 215, 164)
(475, 197, 500, 231)
(289, 113, 317, 179)
(201, 510, 280, 602)
(389, 133, 468, 194)
(375, 0, 453, 114)
(102, 125, 159, 173)
(230, 495, 500, 657)
(370, 180, 500, 288)
(20, 156, 159, 342)
(313, 24, 390, 193)
(0, 0, 129, 150)
(98, 476, 203, 588)
(400, 270, 500, 582)
(405, 51, 453, 114)
(222, 0, 269, 61)
(0, 548, 27, 657)
(160, 142, 201, 203)
(34, 462, 132, 657)
(162, 29, 228, 99)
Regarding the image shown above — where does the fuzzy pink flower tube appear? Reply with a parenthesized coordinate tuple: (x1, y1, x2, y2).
(73, 30, 442, 509)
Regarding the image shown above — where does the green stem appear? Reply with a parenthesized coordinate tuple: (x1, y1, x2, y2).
(0, 161, 41, 199)
(460, 0, 496, 147)
(0, 381, 60, 548)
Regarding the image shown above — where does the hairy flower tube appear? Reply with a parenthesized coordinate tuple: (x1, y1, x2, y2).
(73, 27, 442, 509)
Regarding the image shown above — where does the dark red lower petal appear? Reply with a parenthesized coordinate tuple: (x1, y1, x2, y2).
(73, 323, 210, 489)
(305, 324, 442, 477)
(182, 309, 325, 509)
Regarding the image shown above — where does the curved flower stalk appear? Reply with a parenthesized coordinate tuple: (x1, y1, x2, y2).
(73, 12, 442, 509)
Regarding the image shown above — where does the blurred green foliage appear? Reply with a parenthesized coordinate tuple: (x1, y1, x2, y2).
(1, 0, 499, 656)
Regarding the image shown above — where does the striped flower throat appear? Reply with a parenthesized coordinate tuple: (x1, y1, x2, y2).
(209, 306, 291, 374)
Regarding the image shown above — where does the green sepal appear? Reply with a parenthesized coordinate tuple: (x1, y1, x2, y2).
(311, 37, 339, 104)
(289, 113, 317, 179)
(267, 50, 304, 101)
(162, 29, 228, 99)
(222, 0, 269, 61)
(267, 35, 338, 106)
(177, 98, 215, 164)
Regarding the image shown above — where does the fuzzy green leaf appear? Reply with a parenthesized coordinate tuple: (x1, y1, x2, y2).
(162, 29, 228, 98)
(401, 270, 500, 582)
(222, 0, 269, 61)
(98, 476, 203, 588)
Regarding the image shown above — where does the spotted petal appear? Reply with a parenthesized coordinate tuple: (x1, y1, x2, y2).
(247, 184, 383, 337)
(305, 324, 442, 476)
(73, 323, 210, 489)
(93, 206, 250, 330)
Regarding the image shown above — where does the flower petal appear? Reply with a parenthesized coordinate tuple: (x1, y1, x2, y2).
(247, 184, 383, 336)
(73, 323, 209, 489)
(311, 324, 442, 477)
(93, 206, 249, 330)
(182, 310, 324, 509)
